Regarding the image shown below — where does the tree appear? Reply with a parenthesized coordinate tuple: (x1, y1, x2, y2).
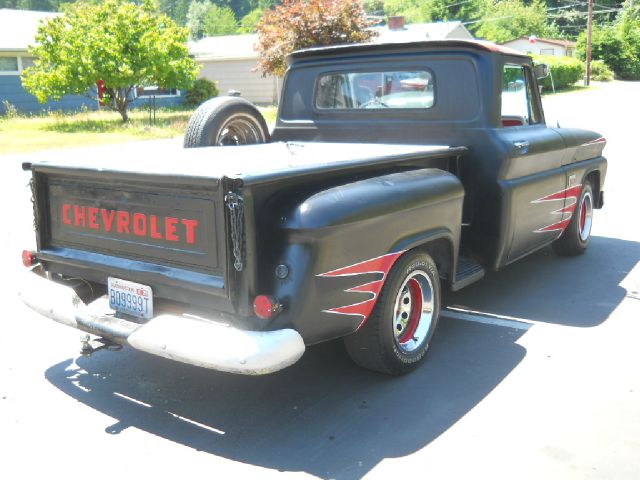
(238, 7, 263, 33)
(576, 0, 640, 79)
(204, 4, 238, 36)
(22, 0, 199, 121)
(382, 0, 482, 27)
(158, 0, 192, 24)
(577, 25, 625, 72)
(617, 0, 640, 78)
(186, 0, 211, 39)
(255, 0, 376, 77)
(475, 0, 552, 43)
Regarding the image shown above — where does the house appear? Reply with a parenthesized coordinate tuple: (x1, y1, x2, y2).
(189, 18, 474, 106)
(189, 34, 280, 105)
(0, 8, 184, 115)
(500, 37, 577, 57)
(373, 17, 474, 42)
(0, 9, 96, 114)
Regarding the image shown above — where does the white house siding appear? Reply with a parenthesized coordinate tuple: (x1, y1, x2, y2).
(198, 58, 280, 105)
(501, 38, 575, 57)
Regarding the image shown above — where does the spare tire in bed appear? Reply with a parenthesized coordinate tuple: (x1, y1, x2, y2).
(183, 96, 270, 148)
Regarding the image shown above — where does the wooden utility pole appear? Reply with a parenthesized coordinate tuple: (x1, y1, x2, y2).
(586, 0, 594, 85)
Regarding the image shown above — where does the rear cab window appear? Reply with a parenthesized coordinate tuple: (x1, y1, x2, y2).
(315, 70, 434, 110)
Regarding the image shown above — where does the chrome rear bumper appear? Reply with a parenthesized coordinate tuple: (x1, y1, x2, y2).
(19, 269, 305, 375)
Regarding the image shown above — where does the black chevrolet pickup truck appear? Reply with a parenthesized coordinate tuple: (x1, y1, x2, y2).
(20, 40, 607, 375)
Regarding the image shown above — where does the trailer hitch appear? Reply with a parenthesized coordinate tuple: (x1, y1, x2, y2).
(80, 334, 122, 357)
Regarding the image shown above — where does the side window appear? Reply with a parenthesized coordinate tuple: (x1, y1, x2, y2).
(501, 64, 540, 127)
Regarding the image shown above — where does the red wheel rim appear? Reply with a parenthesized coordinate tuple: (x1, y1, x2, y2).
(578, 190, 593, 242)
(393, 270, 434, 353)
(398, 278, 422, 344)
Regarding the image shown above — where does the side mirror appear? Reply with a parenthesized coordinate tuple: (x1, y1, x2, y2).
(534, 63, 550, 79)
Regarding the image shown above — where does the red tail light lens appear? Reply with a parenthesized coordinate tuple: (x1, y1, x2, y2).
(22, 250, 37, 267)
(253, 295, 281, 319)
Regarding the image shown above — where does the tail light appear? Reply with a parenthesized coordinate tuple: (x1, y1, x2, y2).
(22, 250, 37, 267)
(253, 295, 282, 319)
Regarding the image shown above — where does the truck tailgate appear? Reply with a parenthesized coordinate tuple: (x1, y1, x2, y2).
(30, 166, 228, 307)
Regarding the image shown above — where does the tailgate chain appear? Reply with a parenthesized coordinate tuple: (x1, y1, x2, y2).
(28, 177, 38, 231)
(226, 192, 245, 271)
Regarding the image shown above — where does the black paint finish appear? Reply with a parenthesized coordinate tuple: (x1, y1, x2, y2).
(25, 40, 607, 346)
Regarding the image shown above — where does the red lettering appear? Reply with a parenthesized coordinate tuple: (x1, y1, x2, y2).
(165, 217, 179, 242)
(133, 213, 147, 236)
(182, 219, 199, 245)
(62, 204, 72, 225)
(101, 209, 115, 232)
(117, 211, 131, 234)
(62, 206, 200, 246)
(149, 215, 163, 239)
(88, 207, 99, 229)
(74, 205, 86, 227)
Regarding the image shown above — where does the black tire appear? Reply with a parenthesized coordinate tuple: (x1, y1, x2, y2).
(183, 96, 270, 148)
(552, 180, 594, 256)
(343, 250, 441, 375)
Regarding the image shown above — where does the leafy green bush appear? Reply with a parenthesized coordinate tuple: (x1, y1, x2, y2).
(533, 55, 583, 90)
(576, 16, 640, 80)
(589, 60, 614, 82)
(577, 26, 625, 77)
(185, 78, 219, 107)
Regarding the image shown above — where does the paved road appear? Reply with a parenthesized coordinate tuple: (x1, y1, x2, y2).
(1, 82, 639, 479)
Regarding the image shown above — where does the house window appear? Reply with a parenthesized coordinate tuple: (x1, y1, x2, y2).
(136, 86, 180, 97)
(21, 57, 35, 69)
(0, 56, 36, 75)
(0, 56, 19, 74)
(540, 48, 555, 55)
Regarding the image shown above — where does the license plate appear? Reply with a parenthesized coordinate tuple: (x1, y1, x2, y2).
(108, 277, 153, 320)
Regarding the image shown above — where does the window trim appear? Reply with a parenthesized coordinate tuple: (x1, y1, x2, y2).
(524, 65, 543, 125)
(135, 86, 181, 98)
(312, 67, 437, 113)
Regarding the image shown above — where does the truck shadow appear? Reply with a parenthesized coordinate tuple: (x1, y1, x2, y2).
(43, 235, 636, 478)
(445, 236, 639, 328)
(45, 317, 526, 479)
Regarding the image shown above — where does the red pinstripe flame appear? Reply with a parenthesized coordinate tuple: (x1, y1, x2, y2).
(558, 203, 578, 215)
(533, 185, 582, 234)
(326, 280, 385, 318)
(536, 185, 582, 202)
(582, 137, 606, 146)
(537, 218, 572, 232)
(318, 252, 403, 278)
(318, 252, 404, 326)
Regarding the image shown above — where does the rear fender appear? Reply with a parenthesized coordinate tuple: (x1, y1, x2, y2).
(267, 168, 464, 344)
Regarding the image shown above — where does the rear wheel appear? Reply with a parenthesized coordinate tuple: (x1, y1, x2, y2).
(343, 251, 441, 375)
(552, 180, 594, 256)
(183, 96, 270, 148)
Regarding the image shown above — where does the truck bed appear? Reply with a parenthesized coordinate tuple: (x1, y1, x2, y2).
(24, 142, 464, 184)
(25, 141, 466, 319)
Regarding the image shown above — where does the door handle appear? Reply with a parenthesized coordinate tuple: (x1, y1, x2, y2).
(513, 141, 530, 154)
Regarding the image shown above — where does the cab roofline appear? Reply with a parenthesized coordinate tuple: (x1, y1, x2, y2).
(287, 39, 529, 64)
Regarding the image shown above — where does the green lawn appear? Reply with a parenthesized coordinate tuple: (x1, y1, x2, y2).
(0, 105, 278, 155)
